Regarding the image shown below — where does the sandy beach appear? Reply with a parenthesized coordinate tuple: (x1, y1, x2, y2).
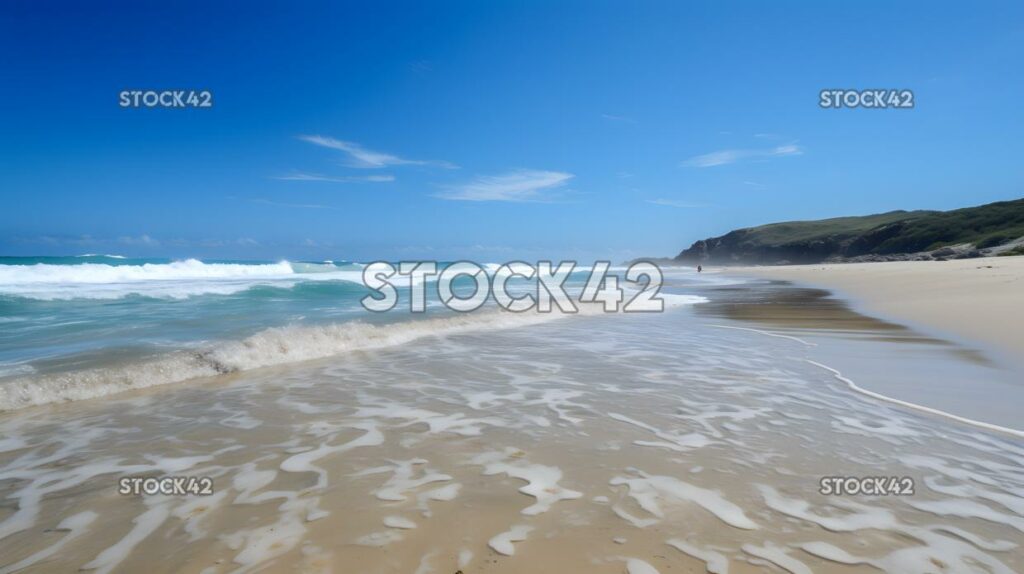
(721, 256, 1024, 364)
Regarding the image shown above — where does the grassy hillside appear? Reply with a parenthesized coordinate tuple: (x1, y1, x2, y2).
(675, 198, 1024, 264)
(742, 210, 933, 244)
(865, 199, 1024, 253)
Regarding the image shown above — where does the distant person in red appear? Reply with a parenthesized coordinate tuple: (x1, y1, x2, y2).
(697, 265, 703, 273)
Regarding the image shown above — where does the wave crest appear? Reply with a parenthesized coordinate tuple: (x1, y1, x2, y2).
(0, 310, 569, 411)
(0, 260, 368, 300)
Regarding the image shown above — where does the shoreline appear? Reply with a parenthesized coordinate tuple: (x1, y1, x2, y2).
(717, 256, 1024, 367)
(2, 303, 1022, 573)
(690, 274, 1024, 434)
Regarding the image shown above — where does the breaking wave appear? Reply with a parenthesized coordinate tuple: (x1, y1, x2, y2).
(0, 294, 707, 411)
(0, 312, 563, 410)
(0, 259, 364, 300)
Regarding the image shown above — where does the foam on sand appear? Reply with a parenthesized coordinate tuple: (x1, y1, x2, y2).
(280, 422, 384, 489)
(608, 412, 712, 452)
(757, 484, 1019, 573)
(665, 539, 729, 573)
(383, 516, 417, 529)
(488, 524, 533, 556)
(354, 458, 452, 502)
(623, 558, 660, 574)
(798, 542, 867, 566)
(81, 501, 172, 574)
(611, 471, 758, 530)
(472, 448, 583, 515)
(741, 542, 812, 574)
(0, 511, 97, 574)
(908, 499, 1024, 532)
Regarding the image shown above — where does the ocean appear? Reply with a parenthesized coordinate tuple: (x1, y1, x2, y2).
(0, 256, 707, 409)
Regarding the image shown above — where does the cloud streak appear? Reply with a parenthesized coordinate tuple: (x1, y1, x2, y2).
(117, 234, 159, 246)
(249, 198, 334, 210)
(273, 172, 395, 183)
(436, 169, 574, 202)
(682, 144, 802, 168)
(601, 113, 636, 124)
(298, 135, 457, 169)
(645, 199, 707, 208)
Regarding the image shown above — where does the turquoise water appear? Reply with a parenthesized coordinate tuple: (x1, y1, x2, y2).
(0, 257, 373, 376)
(0, 256, 715, 408)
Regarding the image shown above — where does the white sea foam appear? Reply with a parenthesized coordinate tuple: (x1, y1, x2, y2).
(608, 412, 712, 452)
(0, 259, 366, 300)
(798, 541, 867, 566)
(611, 471, 758, 530)
(0, 259, 295, 284)
(81, 501, 172, 574)
(280, 422, 384, 489)
(0, 511, 97, 574)
(623, 558, 660, 574)
(472, 448, 583, 515)
(710, 324, 815, 346)
(417, 483, 461, 516)
(0, 309, 576, 411)
(908, 499, 1024, 532)
(383, 516, 417, 529)
(354, 458, 452, 502)
(0, 363, 35, 378)
(353, 530, 404, 547)
(488, 524, 532, 556)
(759, 485, 1021, 573)
(666, 539, 729, 573)
(0, 288, 712, 411)
(741, 542, 811, 574)
(658, 293, 710, 307)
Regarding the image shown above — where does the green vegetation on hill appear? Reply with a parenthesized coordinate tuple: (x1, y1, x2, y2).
(740, 210, 932, 244)
(675, 198, 1024, 264)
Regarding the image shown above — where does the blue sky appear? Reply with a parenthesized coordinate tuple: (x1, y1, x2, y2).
(1, 0, 1022, 261)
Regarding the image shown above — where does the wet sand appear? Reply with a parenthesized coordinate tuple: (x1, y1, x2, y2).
(690, 279, 1024, 429)
(719, 256, 1024, 365)
(0, 283, 1022, 573)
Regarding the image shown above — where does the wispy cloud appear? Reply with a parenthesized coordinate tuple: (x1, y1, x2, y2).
(273, 172, 395, 183)
(249, 198, 334, 210)
(169, 237, 261, 248)
(117, 234, 159, 246)
(645, 199, 707, 208)
(682, 144, 802, 168)
(10, 234, 260, 250)
(409, 60, 433, 74)
(601, 113, 636, 124)
(436, 169, 574, 202)
(298, 135, 457, 169)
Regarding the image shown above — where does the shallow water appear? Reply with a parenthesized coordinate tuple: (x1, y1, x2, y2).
(0, 302, 1022, 573)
